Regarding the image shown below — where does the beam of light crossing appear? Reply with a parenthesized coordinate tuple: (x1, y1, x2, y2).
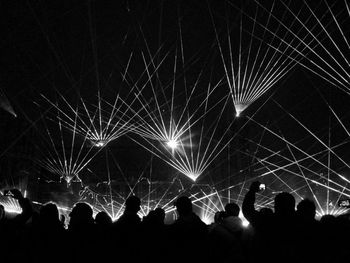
(254, 0, 350, 93)
(36, 110, 101, 185)
(41, 92, 135, 148)
(210, 2, 298, 117)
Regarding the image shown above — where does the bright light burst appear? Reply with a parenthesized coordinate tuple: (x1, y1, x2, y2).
(167, 139, 179, 150)
(131, 74, 234, 181)
(126, 27, 238, 181)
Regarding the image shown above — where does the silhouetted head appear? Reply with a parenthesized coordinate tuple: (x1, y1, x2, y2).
(125, 196, 141, 214)
(225, 203, 240, 217)
(175, 196, 192, 216)
(69, 202, 93, 229)
(259, 207, 273, 217)
(297, 199, 316, 220)
(274, 192, 295, 216)
(40, 202, 59, 224)
(214, 211, 225, 223)
(143, 210, 156, 224)
(154, 207, 165, 224)
(320, 214, 336, 225)
(0, 204, 4, 220)
(95, 211, 112, 225)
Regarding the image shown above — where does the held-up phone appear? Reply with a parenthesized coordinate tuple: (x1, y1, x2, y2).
(259, 183, 266, 191)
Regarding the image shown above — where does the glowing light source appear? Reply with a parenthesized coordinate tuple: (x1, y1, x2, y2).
(94, 140, 106, 148)
(235, 103, 248, 117)
(128, 44, 235, 182)
(166, 139, 178, 150)
(201, 215, 213, 225)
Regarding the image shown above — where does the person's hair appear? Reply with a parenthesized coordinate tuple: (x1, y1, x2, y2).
(297, 198, 316, 219)
(175, 196, 192, 215)
(125, 196, 141, 213)
(154, 207, 165, 222)
(0, 204, 4, 219)
(40, 202, 59, 222)
(70, 202, 93, 222)
(225, 203, 240, 217)
(259, 207, 273, 216)
(95, 211, 112, 225)
(274, 192, 295, 216)
(214, 211, 226, 223)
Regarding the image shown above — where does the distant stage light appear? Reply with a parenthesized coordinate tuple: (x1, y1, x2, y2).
(186, 172, 199, 181)
(94, 140, 106, 148)
(166, 139, 178, 150)
(234, 103, 247, 117)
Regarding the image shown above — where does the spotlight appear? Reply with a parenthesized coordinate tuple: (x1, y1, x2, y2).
(94, 140, 106, 148)
(166, 139, 178, 150)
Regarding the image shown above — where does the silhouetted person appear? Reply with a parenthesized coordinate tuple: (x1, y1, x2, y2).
(274, 192, 295, 217)
(223, 203, 243, 234)
(154, 207, 165, 225)
(297, 198, 316, 221)
(1, 189, 34, 263)
(31, 202, 66, 263)
(0, 204, 11, 261)
(259, 207, 273, 216)
(116, 195, 141, 227)
(114, 196, 142, 262)
(67, 202, 96, 263)
(208, 209, 239, 263)
(39, 202, 61, 226)
(207, 204, 245, 263)
(0, 204, 4, 222)
(214, 210, 225, 223)
(169, 196, 208, 263)
(94, 211, 113, 260)
(68, 202, 94, 231)
(6, 189, 33, 225)
(242, 181, 298, 263)
(140, 208, 167, 263)
(95, 211, 112, 226)
(295, 199, 320, 262)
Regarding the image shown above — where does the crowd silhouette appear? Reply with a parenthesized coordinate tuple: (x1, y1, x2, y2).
(1, 181, 349, 263)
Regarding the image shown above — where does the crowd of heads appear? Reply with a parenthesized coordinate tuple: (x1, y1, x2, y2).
(0, 182, 349, 263)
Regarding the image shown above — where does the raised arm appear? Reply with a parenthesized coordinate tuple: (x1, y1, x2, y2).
(242, 181, 260, 225)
